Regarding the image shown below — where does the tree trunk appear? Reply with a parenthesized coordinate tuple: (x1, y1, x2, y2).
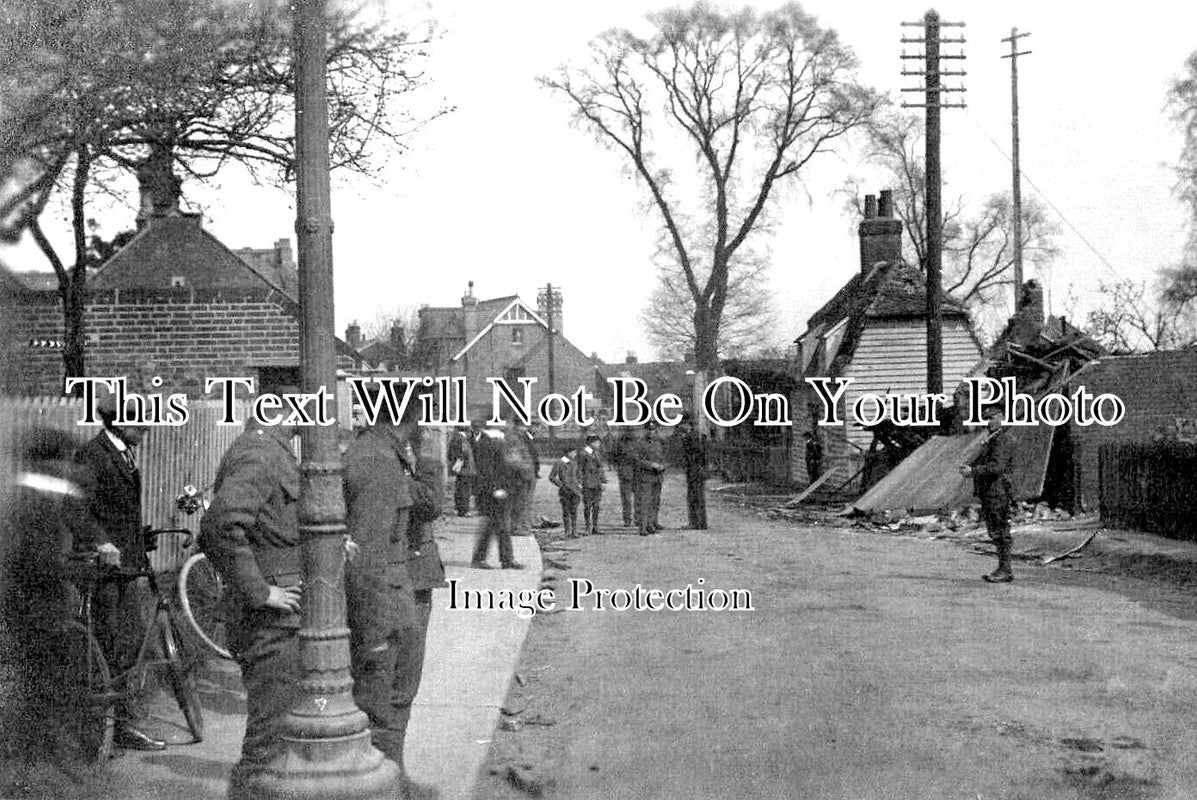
(62, 146, 92, 390)
(693, 305, 720, 374)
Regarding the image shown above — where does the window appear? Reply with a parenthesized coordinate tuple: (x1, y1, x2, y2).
(170, 276, 187, 287)
(511, 327, 524, 346)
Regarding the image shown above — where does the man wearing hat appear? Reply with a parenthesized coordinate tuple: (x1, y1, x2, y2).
(447, 421, 479, 516)
(959, 407, 1016, 583)
(632, 421, 666, 536)
(678, 414, 709, 530)
(577, 432, 607, 535)
(608, 428, 639, 528)
(548, 445, 582, 538)
(73, 396, 164, 751)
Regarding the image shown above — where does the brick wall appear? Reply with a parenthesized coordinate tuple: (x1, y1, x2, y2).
(1068, 351, 1197, 511)
(4, 290, 299, 397)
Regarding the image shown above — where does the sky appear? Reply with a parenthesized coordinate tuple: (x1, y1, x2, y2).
(8, 0, 1197, 364)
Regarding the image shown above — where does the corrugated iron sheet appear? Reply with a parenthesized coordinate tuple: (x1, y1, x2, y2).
(2, 397, 247, 571)
(853, 423, 1056, 514)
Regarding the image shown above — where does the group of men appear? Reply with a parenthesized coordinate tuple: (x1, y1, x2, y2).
(199, 386, 442, 800)
(608, 416, 710, 535)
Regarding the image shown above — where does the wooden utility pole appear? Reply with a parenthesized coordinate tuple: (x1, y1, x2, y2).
(902, 9, 966, 395)
(1002, 27, 1032, 293)
(253, 0, 399, 796)
(538, 283, 560, 441)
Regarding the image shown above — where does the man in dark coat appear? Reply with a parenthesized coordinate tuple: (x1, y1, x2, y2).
(510, 420, 540, 536)
(633, 422, 666, 536)
(548, 446, 582, 538)
(960, 409, 1017, 583)
(471, 425, 528, 569)
(73, 407, 164, 751)
(577, 433, 607, 535)
(342, 390, 442, 799)
(200, 418, 303, 797)
(679, 415, 709, 530)
(609, 429, 639, 528)
(447, 423, 478, 516)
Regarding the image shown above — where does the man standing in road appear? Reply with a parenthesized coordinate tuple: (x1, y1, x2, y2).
(634, 422, 666, 536)
(549, 445, 582, 538)
(73, 402, 163, 752)
(342, 388, 441, 800)
(510, 420, 540, 536)
(679, 414, 709, 530)
(471, 423, 528, 569)
(610, 428, 639, 529)
(577, 433, 607, 535)
(200, 415, 303, 797)
(447, 422, 478, 516)
(960, 408, 1017, 583)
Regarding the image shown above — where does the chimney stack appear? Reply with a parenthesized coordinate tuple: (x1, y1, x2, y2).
(345, 321, 362, 349)
(858, 189, 903, 273)
(390, 322, 406, 358)
(462, 280, 479, 343)
(135, 144, 182, 229)
(1010, 279, 1045, 344)
(625, 351, 638, 364)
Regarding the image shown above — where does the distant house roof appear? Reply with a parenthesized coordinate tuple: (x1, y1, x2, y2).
(88, 214, 282, 292)
(84, 213, 365, 363)
(453, 297, 549, 362)
(606, 359, 693, 400)
(797, 261, 973, 378)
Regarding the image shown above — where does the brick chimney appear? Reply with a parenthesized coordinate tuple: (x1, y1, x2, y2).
(345, 321, 362, 349)
(625, 351, 638, 364)
(858, 188, 903, 273)
(1010, 279, 1045, 344)
(389, 322, 406, 359)
(462, 280, 479, 343)
(135, 144, 182, 229)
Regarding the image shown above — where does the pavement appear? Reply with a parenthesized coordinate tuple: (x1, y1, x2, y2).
(105, 515, 542, 800)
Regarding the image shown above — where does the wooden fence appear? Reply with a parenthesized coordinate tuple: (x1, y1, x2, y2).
(1099, 441, 1197, 539)
(709, 442, 791, 486)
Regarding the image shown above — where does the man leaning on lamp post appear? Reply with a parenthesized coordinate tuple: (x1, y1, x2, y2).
(959, 407, 1017, 583)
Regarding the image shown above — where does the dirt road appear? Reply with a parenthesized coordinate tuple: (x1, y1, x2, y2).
(475, 475, 1197, 800)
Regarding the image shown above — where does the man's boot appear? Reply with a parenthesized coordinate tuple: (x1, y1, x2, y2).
(983, 540, 1014, 583)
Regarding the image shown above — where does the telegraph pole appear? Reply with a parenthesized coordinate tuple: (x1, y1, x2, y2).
(538, 283, 560, 442)
(902, 9, 966, 395)
(1002, 27, 1031, 293)
(253, 0, 399, 796)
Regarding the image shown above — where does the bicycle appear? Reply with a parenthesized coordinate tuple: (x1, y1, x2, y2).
(61, 527, 205, 762)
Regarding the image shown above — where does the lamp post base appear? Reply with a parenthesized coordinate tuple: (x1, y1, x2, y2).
(242, 731, 401, 800)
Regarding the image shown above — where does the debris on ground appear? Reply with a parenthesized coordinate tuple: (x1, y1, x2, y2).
(505, 763, 556, 797)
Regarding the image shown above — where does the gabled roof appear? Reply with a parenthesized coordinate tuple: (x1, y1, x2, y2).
(88, 215, 280, 292)
(452, 297, 549, 362)
(797, 261, 973, 378)
(606, 360, 693, 400)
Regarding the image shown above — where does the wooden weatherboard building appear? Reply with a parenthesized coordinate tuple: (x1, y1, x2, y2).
(791, 190, 983, 490)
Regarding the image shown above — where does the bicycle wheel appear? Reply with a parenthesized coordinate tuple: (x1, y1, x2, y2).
(160, 613, 203, 742)
(55, 621, 114, 762)
(177, 552, 233, 660)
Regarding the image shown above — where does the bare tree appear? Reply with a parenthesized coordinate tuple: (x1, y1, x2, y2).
(0, 0, 444, 382)
(1085, 274, 1197, 353)
(541, 2, 877, 373)
(640, 224, 777, 359)
(1169, 49, 1197, 252)
(846, 110, 1061, 323)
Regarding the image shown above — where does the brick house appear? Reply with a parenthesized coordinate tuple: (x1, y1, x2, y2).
(411, 282, 603, 423)
(344, 320, 408, 372)
(3, 209, 361, 398)
(790, 190, 984, 491)
(1064, 349, 1197, 511)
